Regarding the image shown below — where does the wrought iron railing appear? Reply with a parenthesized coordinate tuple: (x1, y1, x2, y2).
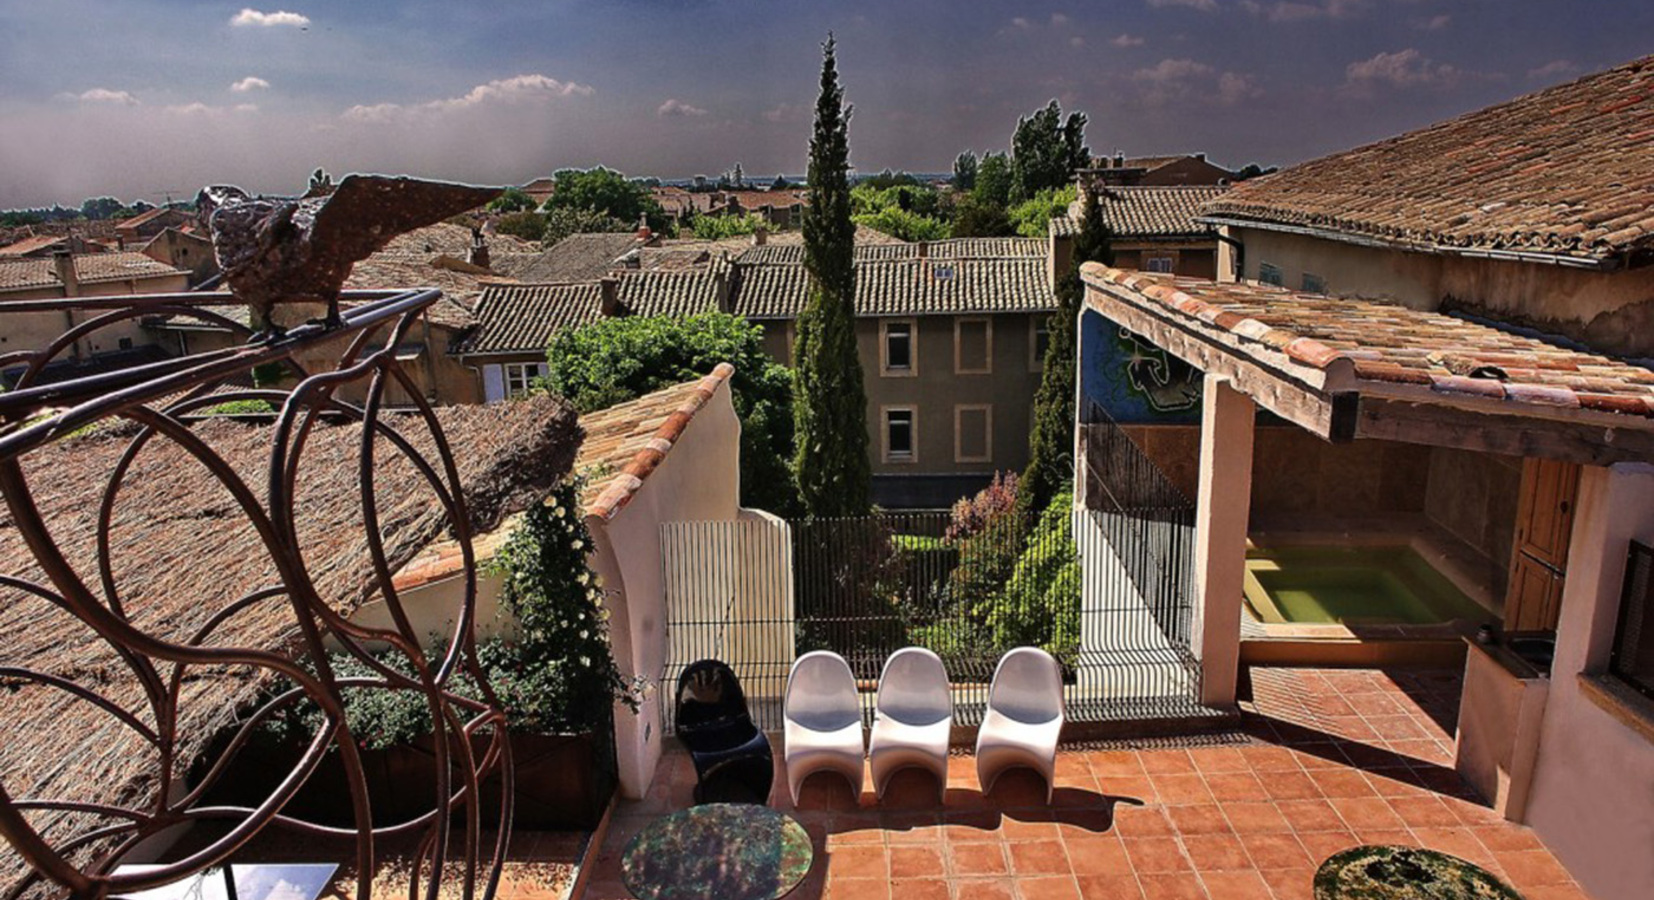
(0, 291, 509, 900)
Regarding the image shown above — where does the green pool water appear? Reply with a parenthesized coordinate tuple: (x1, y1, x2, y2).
(1244, 546, 1488, 626)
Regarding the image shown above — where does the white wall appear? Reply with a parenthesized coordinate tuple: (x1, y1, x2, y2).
(586, 379, 745, 797)
(1523, 463, 1654, 900)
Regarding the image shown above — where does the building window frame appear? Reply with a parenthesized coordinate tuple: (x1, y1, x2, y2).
(1609, 540, 1654, 701)
(953, 316, 993, 375)
(881, 405, 918, 464)
(880, 318, 918, 377)
(1029, 316, 1051, 373)
(502, 361, 547, 399)
(953, 404, 993, 464)
(1144, 255, 1176, 274)
(1302, 273, 1327, 294)
(1258, 261, 1284, 287)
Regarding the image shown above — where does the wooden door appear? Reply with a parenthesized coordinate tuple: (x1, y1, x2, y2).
(1504, 458, 1580, 632)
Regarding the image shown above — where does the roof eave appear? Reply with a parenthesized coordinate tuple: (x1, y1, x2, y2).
(1197, 214, 1618, 272)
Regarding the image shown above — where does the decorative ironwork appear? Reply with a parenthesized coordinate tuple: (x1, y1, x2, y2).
(0, 289, 511, 900)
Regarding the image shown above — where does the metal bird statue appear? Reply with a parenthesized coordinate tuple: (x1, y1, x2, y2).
(196, 175, 501, 340)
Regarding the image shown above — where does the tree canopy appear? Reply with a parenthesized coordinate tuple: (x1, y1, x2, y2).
(545, 167, 666, 231)
(953, 151, 978, 191)
(973, 151, 1012, 208)
(1009, 100, 1089, 203)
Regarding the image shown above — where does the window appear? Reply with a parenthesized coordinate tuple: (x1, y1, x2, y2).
(1611, 541, 1654, 700)
(1258, 262, 1284, 286)
(1145, 256, 1175, 274)
(954, 317, 992, 374)
(502, 362, 547, 399)
(1030, 318, 1051, 372)
(881, 319, 917, 376)
(954, 405, 992, 463)
(882, 406, 916, 463)
(1302, 273, 1326, 294)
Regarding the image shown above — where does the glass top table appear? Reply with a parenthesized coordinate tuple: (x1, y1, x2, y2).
(621, 804, 813, 900)
(110, 864, 339, 900)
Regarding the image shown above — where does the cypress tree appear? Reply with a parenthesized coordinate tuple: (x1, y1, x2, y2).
(1021, 188, 1113, 513)
(792, 35, 872, 517)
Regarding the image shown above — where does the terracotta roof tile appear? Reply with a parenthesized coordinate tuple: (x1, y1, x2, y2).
(1203, 55, 1654, 264)
(1051, 186, 1228, 239)
(0, 252, 188, 293)
(732, 254, 1055, 319)
(1083, 264, 1654, 421)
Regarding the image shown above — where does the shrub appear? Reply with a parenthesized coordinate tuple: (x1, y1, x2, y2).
(541, 207, 631, 247)
(946, 471, 1020, 542)
(852, 206, 949, 242)
(1007, 185, 1076, 238)
(987, 490, 1080, 664)
(690, 212, 771, 240)
(495, 210, 546, 243)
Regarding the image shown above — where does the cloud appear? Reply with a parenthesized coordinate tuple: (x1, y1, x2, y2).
(343, 74, 594, 122)
(762, 103, 802, 123)
(1070, 36, 1085, 47)
(1112, 33, 1146, 47)
(1344, 48, 1458, 92)
(229, 8, 310, 28)
(657, 98, 708, 117)
(1528, 59, 1579, 80)
(1415, 13, 1451, 30)
(1050, 13, 1071, 25)
(1147, 0, 1218, 11)
(1010, 16, 1033, 28)
(1132, 58, 1261, 106)
(164, 102, 259, 116)
(73, 88, 138, 105)
(230, 76, 270, 93)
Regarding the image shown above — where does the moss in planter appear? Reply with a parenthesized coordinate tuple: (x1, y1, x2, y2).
(1312, 846, 1523, 900)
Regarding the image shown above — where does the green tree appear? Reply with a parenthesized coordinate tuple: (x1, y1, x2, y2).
(950, 196, 1014, 238)
(1021, 188, 1112, 513)
(1009, 100, 1089, 202)
(495, 210, 547, 242)
(953, 151, 978, 191)
(546, 167, 666, 231)
(771, 174, 793, 190)
(793, 35, 872, 518)
(79, 197, 124, 220)
(541, 207, 631, 247)
(853, 206, 949, 241)
(487, 186, 536, 213)
(690, 211, 770, 240)
(973, 151, 1012, 207)
(541, 313, 799, 515)
(1007, 185, 1077, 238)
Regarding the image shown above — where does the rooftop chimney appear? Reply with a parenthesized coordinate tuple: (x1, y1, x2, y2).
(752, 227, 768, 246)
(52, 249, 79, 297)
(600, 277, 621, 317)
(1114, 151, 1125, 169)
(467, 227, 490, 270)
(1195, 152, 1206, 162)
(916, 241, 929, 259)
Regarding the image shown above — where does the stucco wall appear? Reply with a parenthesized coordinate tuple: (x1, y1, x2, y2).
(1522, 463, 1654, 900)
(1232, 226, 1654, 357)
(586, 379, 745, 797)
(1423, 449, 1522, 599)
(3, 274, 190, 359)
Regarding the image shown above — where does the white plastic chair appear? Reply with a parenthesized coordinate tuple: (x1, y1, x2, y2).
(783, 650, 866, 805)
(869, 647, 953, 802)
(975, 646, 1065, 801)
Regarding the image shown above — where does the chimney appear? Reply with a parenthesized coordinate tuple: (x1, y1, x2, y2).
(916, 241, 929, 259)
(1114, 151, 1125, 169)
(600, 277, 621, 317)
(752, 227, 768, 246)
(1195, 152, 1206, 162)
(467, 227, 490, 269)
(53, 250, 79, 297)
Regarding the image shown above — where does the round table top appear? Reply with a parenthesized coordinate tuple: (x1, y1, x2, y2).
(621, 804, 813, 900)
(1312, 845, 1522, 900)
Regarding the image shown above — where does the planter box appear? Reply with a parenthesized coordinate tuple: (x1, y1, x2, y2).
(194, 731, 612, 831)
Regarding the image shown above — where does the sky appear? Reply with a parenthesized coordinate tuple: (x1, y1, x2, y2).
(1, 1, 1650, 209)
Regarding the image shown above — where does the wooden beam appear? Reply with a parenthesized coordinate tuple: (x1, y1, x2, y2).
(1354, 398, 1654, 466)
(1086, 288, 1338, 438)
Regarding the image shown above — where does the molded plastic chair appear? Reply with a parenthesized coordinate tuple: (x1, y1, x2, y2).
(869, 647, 953, 802)
(975, 647, 1065, 802)
(674, 659, 774, 804)
(782, 650, 866, 805)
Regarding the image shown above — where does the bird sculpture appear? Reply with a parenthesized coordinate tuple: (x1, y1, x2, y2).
(196, 175, 501, 340)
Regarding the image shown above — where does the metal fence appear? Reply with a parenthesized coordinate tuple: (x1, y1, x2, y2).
(660, 420, 1209, 732)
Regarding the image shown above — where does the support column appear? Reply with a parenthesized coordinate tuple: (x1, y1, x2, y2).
(1192, 374, 1255, 708)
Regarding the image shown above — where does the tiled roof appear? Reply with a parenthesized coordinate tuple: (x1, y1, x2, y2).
(1083, 264, 1654, 420)
(725, 190, 808, 209)
(1202, 55, 1654, 265)
(391, 365, 734, 590)
(115, 207, 176, 230)
(382, 222, 538, 258)
(509, 232, 645, 283)
(734, 236, 1045, 265)
(0, 252, 188, 292)
(0, 235, 68, 257)
(460, 258, 729, 354)
(144, 295, 479, 334)
(732, 256, 1056, 319)
(1053, 185, 1228, 239)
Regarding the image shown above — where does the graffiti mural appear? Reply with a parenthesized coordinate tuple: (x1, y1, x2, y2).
(1080, 308, 1203, 424)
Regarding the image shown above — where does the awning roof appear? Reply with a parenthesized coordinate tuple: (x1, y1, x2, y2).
(1081, 263, 1654, 465)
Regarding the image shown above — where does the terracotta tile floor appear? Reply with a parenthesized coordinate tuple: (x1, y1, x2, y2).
(574, 667, 1592, 900)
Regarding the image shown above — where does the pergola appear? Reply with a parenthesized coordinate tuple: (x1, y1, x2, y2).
(1078, 263, 1654, 706)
